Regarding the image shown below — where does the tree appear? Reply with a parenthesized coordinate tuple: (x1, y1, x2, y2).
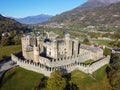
(13, 36, 21, 45)
(111, 53, 120, 70)
(103, 47, 111, 56)
(47, 71, 66, 90)
(107, 53, 120, 90)
(117, 41, 120, 47)
(83, 38, 90, 45)
(1, 36, 11, 46)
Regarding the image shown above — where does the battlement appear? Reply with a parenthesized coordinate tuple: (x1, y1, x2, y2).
(11, 54, 110, 77)
(39, 52, 93, 67)
(16, 32, 108, 76)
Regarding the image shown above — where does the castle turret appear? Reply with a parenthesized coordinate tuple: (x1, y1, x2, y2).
(33, 45, 39, 62)
(65, 33, 72, 57)
(37, 37, 40, 45)
(26, 35, 31, 46)
(21, 37, 27, 58)
(21, 36, 34, 60)
(52, 40, 58, 58)
(73, 38, 79, 56)
(37, 37, 44, 53)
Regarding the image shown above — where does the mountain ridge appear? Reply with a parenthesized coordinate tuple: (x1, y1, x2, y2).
(43, 1, 120, 27)
(13, 14, 53, 24)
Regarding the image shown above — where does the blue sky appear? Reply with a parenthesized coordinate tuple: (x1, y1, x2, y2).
(0, 0, 87, 18)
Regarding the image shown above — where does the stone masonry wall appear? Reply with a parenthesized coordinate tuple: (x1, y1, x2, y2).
(11, 54, 110, 77)
(39, 52, 93, 68)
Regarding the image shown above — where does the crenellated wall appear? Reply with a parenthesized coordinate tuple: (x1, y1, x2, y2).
(38, 52, 94, 68)
(11, 54, 110, 77)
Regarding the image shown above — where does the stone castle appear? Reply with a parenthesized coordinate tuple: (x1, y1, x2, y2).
(11, 32, 110, 76)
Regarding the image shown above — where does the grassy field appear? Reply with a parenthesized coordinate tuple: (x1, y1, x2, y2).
(69, 65, 112, 90)
(0, 45, 21, 61)
(0, 67, 46, 90)
(0, 65, 112, 90)
(92, 40, 111, 46)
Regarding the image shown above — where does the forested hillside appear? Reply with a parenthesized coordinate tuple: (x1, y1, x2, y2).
(0, 14, 29, 45)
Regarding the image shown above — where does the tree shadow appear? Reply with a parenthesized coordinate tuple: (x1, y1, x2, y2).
(105, 65, 112, 78)
(35, 76, 48, 90)
(62, 70, 78, 90)
(1, 56, 10, 62)
(0, 71, 16, 88)
(66, 83, 79, 90)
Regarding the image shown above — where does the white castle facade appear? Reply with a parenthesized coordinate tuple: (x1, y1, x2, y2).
(11, 32, 110, 76)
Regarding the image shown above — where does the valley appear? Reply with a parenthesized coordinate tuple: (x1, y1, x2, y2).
(0, 0, 120, 90)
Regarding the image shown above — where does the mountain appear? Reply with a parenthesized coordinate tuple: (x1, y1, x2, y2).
(43, 1, 120, 27)
(14, 14, 53, 24)
(0, 14, 27, 33)
(77, 0, 120, 11)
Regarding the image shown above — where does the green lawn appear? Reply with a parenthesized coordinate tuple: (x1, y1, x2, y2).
(0, 45, 21, 61)
(92, 40, 111, 46)
(69, 65, 112, 90)
(0, 67, 46, 90)
(0, 65, 112, 90)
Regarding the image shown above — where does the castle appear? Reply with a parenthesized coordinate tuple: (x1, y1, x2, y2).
(11, 32, 110, 76)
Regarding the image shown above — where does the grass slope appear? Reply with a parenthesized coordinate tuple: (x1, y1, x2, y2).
(0, 65, 112, 90)
(70, 65, 112, 90)
(0, 45, 21, 61)
(0, 67, 45, 90)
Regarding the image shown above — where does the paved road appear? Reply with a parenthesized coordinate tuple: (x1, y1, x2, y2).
(0, 60, 17, 77)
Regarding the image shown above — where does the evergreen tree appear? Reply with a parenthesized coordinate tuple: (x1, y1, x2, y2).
(83, 38, 90, 45)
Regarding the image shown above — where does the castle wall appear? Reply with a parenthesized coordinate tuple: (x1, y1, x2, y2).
(33, 45, 39, 62)
(80, 49, 93, 60)
(21, 37, 27, 58)
(11, 54, 51, 76)
(57, 42, 66, 57)
(25, 51, 33, 60)
(80, 44, 103, 60)
(65, 34, 72, 57)
(38, 51, 93, 68)
(44, 42, 58, 59)
(11, 54, 110, 77)
(73, 38, 79, 56)
(89, 56, 110, 73)
(18, 34, 110, 77)
(93, 49, 103, 60)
